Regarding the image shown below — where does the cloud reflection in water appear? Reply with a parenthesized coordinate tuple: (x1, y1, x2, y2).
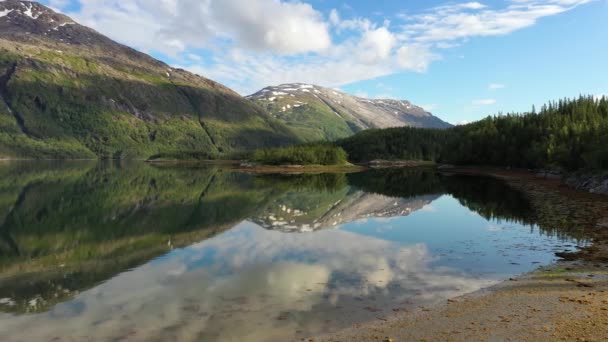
(0, 220, 494, 342)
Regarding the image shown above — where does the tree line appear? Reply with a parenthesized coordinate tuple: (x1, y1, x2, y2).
(339, 95, 608, 171)
(252, 143, 348, 166)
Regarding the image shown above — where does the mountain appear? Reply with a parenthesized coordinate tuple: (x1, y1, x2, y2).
(253, 192, 439, 233)
(247, 83, 452, 142)
(0, 0, 299, 159)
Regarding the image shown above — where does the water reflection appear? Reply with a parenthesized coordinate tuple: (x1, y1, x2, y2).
(0, 222, 495, 342)
(0, 162, 586, 341)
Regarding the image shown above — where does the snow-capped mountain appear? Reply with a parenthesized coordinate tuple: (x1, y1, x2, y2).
(247, 83, 452, 141)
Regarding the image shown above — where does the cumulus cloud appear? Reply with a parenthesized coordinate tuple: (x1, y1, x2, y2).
(357, 27, 396, 64)
(177, 50, 397, 95)
(68, 0, 331, 55)
(167, 0, 331, 54)
(396, 44, 437, 72)
(49, 0, 593, 93)
(489, 83, 506, 90)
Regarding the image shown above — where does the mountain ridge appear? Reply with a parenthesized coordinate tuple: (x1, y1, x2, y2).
(1, 0, 452, 159)
(0, 0, 300, 159)
(247, 83, 452, 141)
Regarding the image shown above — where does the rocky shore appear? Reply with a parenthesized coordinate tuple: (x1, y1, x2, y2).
(565, 172, 608, 195)
(317, 167, 608, 342)
(318, 264, 608, 342)
(443, 165, 608, 196)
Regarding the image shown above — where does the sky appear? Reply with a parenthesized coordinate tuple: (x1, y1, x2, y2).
(40, 0, 608, 125)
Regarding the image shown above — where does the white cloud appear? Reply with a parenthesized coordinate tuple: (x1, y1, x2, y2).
(357, 27, 396, 64)
(512, 0, 593, 5)
(489, 83, 506, 90)
(462, 2, 488, 9)
(178, 50, 398, 95)
(404, 0, 592, 43)
(435, 42, 460, 49)
(396, 44, 437, 72)
(329, 8, 340, 26)
(70, 0, 331, 55)
(472, 99, 497, 105)
(187, 53, 202, 62)
(55, 0, 592, 94)
(594, 94, 607, 101)
(185, 0, 331, 54)
(432, 2, 488, 14)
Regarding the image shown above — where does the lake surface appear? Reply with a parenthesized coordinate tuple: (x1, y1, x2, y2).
(0, 162, 585, 341)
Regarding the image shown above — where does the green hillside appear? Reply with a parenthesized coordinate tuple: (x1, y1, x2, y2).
(254, 92, 359, 141)
(0, 1, 299, 159)
(247, 84, 451, 142)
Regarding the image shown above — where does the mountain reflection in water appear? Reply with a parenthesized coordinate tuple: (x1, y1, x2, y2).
(0, 162, 585, 341)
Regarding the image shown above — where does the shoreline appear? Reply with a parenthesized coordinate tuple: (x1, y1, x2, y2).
(318, 262, 608, 341)
(230, 165, 367, 173)
(145, 159, 242, 165)
(317, 166, 608, 342)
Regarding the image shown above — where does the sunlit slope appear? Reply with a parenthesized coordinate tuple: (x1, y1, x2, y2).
(0, 1, 299, 159)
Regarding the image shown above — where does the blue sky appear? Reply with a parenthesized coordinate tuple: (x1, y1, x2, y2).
(42, 0, 608, 125)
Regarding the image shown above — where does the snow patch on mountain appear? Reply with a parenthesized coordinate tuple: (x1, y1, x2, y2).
(254, 193, 440, 233)
(247, 83, 452, 130)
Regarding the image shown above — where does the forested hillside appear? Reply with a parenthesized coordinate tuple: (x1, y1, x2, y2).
(340, 96, 608, 171)
(0, 1, 298, 159)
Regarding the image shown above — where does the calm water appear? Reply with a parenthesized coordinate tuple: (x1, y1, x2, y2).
(0, 162, 585, 341)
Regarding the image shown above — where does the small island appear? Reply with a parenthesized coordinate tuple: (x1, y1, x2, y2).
(235, 144, 366, 173)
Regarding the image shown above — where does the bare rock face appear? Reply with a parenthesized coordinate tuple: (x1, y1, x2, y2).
(0, 1, 74, 36)
(247, 83, 451, 141)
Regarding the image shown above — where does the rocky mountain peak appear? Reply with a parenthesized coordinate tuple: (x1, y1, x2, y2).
(0, 1, 76, 36)
(247, 83, 452, 140)
(0, 1, 173, 71)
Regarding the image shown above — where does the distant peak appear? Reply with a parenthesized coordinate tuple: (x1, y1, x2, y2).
(246, 83, 325, 99)
(1, 1, 55, 19)
(247, 82, 452, 131)
(247, 83, 417, 108)
(0, 1, 76, 31)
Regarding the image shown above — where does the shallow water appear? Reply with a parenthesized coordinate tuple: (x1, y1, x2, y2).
(0, 162, 584, 341)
